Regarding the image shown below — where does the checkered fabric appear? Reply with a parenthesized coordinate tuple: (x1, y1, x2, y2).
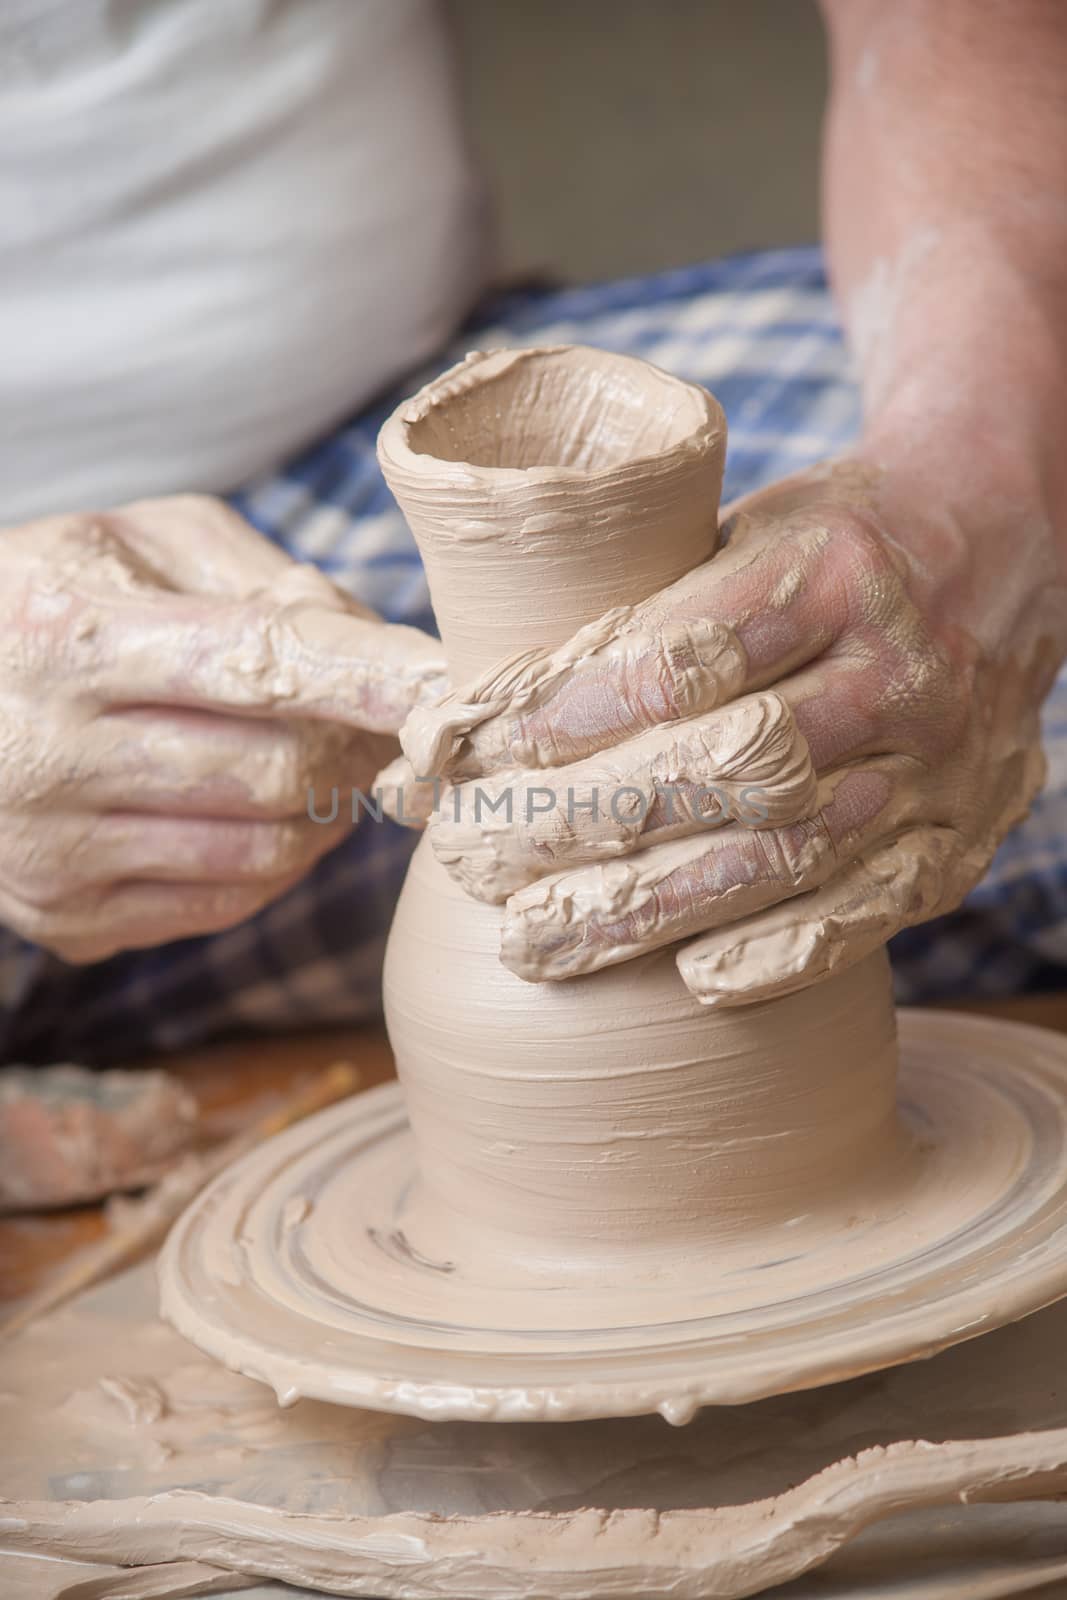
(3, 248, 1066, 1063)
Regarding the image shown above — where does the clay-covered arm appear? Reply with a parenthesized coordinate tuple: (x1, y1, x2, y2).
(401, 4, 1067, 1001)
(821, 0, 1067, 571)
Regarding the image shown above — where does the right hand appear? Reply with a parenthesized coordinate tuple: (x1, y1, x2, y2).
(0, 496, 446, 962)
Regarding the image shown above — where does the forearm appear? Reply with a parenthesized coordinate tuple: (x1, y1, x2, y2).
(820, 0, 1067, 569)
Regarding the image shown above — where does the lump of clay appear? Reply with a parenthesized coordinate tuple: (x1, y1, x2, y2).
(0, 1065, 199, 1211)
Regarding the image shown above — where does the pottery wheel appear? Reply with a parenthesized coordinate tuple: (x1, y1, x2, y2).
(159, 1009, 1067, 1424)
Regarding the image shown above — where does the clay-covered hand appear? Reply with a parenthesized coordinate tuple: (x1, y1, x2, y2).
(403, 462, 1064, 1003)
(0, 497, 445, 961)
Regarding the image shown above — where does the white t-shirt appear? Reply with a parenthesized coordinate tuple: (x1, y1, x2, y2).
(0, 0, 489, 521)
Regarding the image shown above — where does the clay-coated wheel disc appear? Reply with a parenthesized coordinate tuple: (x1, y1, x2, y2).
(159, 1010, 1067, 1424)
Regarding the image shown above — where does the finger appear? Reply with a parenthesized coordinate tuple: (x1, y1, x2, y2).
(62, 589, 446, 735)
(676, 825, 964, 1006)
(0, 868, 310, 964)
(117, 811, 351, 883)
(405, 503, 867, 779)
(775, 655, 911, 774)
(499, 761, 913, 982)
(72, 710, 373, 821)
(94, 819, 350, 896)
(374, 752, 437, 829)
(401, 609, 749, 780)
(429, 691, 816, 903)
(108, 496, 298, 597)
(0, 809, 350, 912)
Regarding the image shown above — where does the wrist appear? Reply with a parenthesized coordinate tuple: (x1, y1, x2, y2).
(850, 417, 1067, 689)
(848, 226, 1067, 560)
(851, 444, 1067, 713)
(857, 310, 1067, 563)
(861, 404, 1063, 550)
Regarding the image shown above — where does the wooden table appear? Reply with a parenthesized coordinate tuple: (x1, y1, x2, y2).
(0, 1024, 396, 1304)
(4, 994, 1067, 1307)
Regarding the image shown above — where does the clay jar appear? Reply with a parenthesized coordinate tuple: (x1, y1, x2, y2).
(378, 347, 900, 1286)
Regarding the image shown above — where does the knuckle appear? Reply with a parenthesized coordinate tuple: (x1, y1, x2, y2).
(753, 815, 831, 890)
(656, 861, 711, 927)
(645, 626, 716, 722)
(817, 510, 897, 600)
(265, 728, 354, 813)
(10, 872, 74, 912)
(196, 882, 281, 930)
(246, 739, 310, 816)
(647, 619, 747, 726)
(836, 514, 888, 571)
(879, 640, 968, 761)
(254, 820, 317, 878)
(806, 500, 884, 563)
(3, 894, 64, 944)
(0, 834, 79, 910)
(184, 818, 316, 880)
(886, 826, 966, 922)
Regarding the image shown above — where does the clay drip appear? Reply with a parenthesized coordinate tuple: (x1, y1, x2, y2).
(378, 346, 905, 1272)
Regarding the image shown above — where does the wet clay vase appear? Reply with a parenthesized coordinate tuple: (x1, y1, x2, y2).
(160, 346, 1067, 1424)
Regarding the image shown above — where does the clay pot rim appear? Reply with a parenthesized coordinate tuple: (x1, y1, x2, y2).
(377, 345, 725, 488)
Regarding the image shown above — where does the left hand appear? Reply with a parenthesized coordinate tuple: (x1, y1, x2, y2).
(0, 495, 447, 961)
(399, 460, 1064, 1004)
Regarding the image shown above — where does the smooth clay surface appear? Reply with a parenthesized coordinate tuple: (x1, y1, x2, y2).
(10, 1259, 1067, 1598)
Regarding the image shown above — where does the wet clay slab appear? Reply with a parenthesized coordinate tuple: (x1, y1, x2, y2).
(158, 1009, 1067, 1424)
(5, 1258, 1067, 1597)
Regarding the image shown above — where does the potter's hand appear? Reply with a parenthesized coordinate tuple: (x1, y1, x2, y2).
(0, 497, 445, 961)
(407, 462, 1064, 1002)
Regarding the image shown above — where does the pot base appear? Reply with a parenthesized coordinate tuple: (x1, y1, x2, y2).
(159, 1009, 1067, 1424)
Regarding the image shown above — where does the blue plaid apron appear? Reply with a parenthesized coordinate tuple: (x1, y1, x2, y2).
(4, 248, 1066, 1062)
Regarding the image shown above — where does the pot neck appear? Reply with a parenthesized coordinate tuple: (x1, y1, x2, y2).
(377, 346, 726, 681)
